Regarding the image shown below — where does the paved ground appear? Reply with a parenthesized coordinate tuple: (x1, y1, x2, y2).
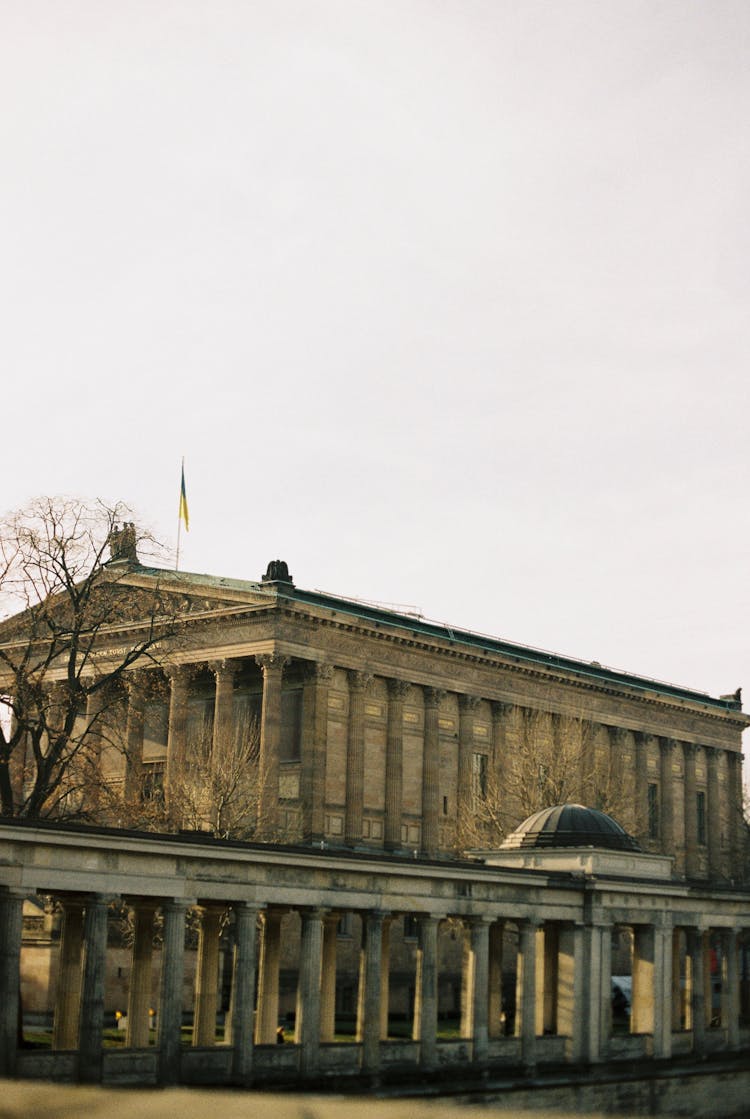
(0, 1082, 626, 1119)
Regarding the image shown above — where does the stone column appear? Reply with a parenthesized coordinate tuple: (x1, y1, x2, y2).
(193, 905, 224, 1046)
(255, 909, 283, 1044)
(706, 747, 722, 880)
(296, 908, 326, 1074)
(320, 913, 339, 1042)
(671, 929, 684, 1031)
(581, 921, 610, 1063)
(685, 926, 707, 1053)
(384, 680, 410, 850)
(631, 925, 655, 1036)
(255, 654, 288, 839)
(537, 923, 558, 1036)
(659, 738, 676, 859)
(653, 919, 673, 1059)
(634, 733, 650, 844)
(126, 903, 157, 1048)
(488, 920, 505, 1039)
(0, 888, 24, 1077)
(457, 695, 481, 813)
(557, 923, 584, 1060)
(491, 703, 512, 808)
(421, 689, 445, 858)
(228, 902, 260, 1084)
(464, 917, 490, 1061)
(53, 899, 85, 1050)
(301, 663, 334, 844)
(516, 919, 539, 1070)
(413, 914, 439, 1068)
(78, 894, 109, 1082)
(380, 917, 392, 1039)
(211, 659, 237, 756)
(728, 752, 744, 873)
(683, 743, 699, 877)
(157, 899, 189, 1085)
(123, 673, 147, 801)
(357, 911, 385, 1074)
(165, 667, 190, 802)
(345, 670, 371, 846)
(724, 929, 740, 1049)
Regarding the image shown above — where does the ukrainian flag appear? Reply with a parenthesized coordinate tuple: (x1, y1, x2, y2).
(179, 461, 189, 531)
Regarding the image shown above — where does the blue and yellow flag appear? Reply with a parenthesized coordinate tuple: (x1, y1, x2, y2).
(179, 461, 189, 531)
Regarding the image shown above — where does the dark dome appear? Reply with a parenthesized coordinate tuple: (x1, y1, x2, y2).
(501, 804, 641, 852)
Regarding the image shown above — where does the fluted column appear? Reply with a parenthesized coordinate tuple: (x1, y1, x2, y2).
(458, 695, 481, 813)
(413, 914, 439, 1068)
(653, 918, 673, 1058)
(683, 743, 699, 877)
(724, 929, 740, 1049)
(193, 905, 224, 1046)
(384, 680, 410, 850)
(157, 899, 189, 1085)
(345, 670, 372, 845)
(126, 903, 157, 1048)
(296, 908, 326, 1074)
(488, 919, 505, 1039)
(421, 688, 445, 857)
(228, 902, 260, 1083)
(728, 752, 744, 875)
(491, 704, 512, 831)
(634, 733, 651, 844)
(165, 667, 190, 802)
(255, 909, 283, 1044)
(380, 917, 392, 1039)
(301, 663, 334, 843)
(211, 659, 238, 756)
(706, 747, 722, 879)
(464, 917, 490, 1061)
(659, 738, 676, 859)
(123, 673, 147, 801)
(557, 923, 584, 1060)
(357, 911, 385, 1073)
(320, 913, 339, 1042)
(256, 654, 289, 839)
(0, 888, 24, 1077)
(685, 926, 707, 1054)
(53, 899, 85, 1050)
(78, 894, 109, 1082)
(516, 919, 539, 1069)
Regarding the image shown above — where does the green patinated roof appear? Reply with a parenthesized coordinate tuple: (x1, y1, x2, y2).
(132, 564, 742, 715)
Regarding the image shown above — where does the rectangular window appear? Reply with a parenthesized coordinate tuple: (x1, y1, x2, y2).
(472, 752, 488, 799)
(233, 692, 261, 757)
(143, 701, 168, 758)
(403, 915, 419, 940)
(186, 695, 214, 757)
(280, 689, 303, 762)
(141, 761, 165, 804)
(697, 790, 707, 846)
(647, 783, 659, 839)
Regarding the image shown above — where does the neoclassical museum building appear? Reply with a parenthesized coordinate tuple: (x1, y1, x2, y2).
(68, 553, 747, 876)
(1, 550, 749, 1100)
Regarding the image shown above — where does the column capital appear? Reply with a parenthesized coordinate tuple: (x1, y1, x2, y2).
(255, 653, 290, 674)
(423, 686, 447, 708)
(609, 725, 629, 745)
(165, 664, 191, 685)
(209, 657, 241, 678)
(304, 661, 334, 683)
(491, 700, 514, 719)
(347, 669, 374, 692)
(683, 741, 699, 760)
(458, 693, 482, 713)
(705, 744, 720, 766)
(124, 669, 150, 695)
(661, 736, 678, 754)
(386, 677, 411, 700)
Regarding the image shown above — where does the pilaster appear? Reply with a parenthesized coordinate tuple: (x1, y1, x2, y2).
(421, 688, 446, 857)
(384, 680, 410, 850)
(345, 671, 373, 846)
(255, 654, 289, 839)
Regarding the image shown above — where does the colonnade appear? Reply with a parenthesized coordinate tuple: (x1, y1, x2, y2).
(2, 884, 748, 1086)
(111, 654, 744, 878)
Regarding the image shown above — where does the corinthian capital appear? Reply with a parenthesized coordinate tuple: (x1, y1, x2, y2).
(347, 669, 374, 692)
(458, 694, 482, 713)
(255, 653, 290, 675)
(387, 678, 411, 701)
(423, 686, 447, 708)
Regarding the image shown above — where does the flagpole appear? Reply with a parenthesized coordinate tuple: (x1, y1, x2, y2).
(176, 456, 184, 571)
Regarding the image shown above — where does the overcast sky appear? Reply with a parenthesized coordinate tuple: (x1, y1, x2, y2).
(2, 2, 749, 728)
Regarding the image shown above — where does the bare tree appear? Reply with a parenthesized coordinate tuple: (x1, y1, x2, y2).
(457, 708, 632, 852)
(0, 496, 183, 820)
